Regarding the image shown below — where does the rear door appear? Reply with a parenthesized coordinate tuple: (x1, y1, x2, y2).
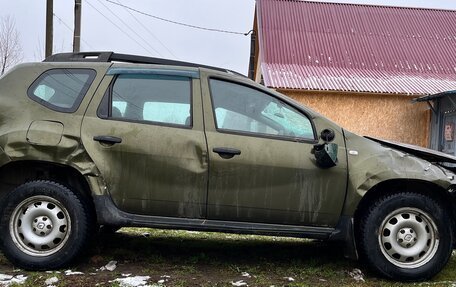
(201, 72, 348, 227)
(81, 66, 208, 218)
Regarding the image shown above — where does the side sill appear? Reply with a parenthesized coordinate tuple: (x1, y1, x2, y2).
(94, 195, 335, 240)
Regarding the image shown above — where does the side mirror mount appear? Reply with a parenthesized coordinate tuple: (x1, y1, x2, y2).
(320, 129, 335, 142)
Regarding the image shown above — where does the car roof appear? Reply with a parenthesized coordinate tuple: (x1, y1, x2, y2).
(44, 52, 246, 78)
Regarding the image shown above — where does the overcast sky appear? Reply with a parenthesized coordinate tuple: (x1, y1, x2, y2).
(1, 0, 456, 75)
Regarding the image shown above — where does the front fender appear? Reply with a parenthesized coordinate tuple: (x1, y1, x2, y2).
(342, 131, 456, 215)
(0, 145, 11, 168)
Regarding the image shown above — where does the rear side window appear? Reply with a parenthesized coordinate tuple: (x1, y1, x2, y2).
(99, 74, 192, 127)
(28, 69, 96, 113)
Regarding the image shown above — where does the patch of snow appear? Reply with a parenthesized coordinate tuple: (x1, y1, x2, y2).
(114, 275, 151, 287)
(0, 275, 13, 281)
(241, 272, 251, 278)
(231, 280, 248, 286)
(348, 268, 365, 282)
(122, 273, 132, 277)
(158, 275, 170, 284)
(99, 260, 117, 272)
(0, 274, 27, 286)
(45, 276, 59, 285)
(283, 277, 295, 282)
(64, 270, 84, 276)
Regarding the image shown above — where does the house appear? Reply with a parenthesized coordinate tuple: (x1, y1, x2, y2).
(415, 90, 456, 156)
(249, 0, 456, 147)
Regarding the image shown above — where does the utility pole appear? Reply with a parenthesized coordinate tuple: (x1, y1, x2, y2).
(45, 0, 53, 57)
(73, 0, 81, 53)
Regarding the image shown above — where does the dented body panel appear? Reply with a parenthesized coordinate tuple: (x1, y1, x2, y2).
(342, 130, 456, 215)
(80, 68, 209, 218)
(0, 145, 10, 167)
(0, 63, 110, 190)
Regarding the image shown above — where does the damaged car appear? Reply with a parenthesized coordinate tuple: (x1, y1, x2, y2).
(0, 52, 455, 281)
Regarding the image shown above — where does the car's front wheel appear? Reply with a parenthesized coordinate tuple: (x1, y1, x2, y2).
(358, 192, 453, 281)
(0, 181, 92, 270)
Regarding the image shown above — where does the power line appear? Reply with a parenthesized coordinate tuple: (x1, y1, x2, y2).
(85, 0, 157, 56)
(105, 0, 253, 36)
(114, 0, 178, 59)
(93, 0, 163, 57)
(53, 13, 94, 50)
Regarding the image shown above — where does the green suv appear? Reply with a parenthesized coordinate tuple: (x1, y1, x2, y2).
(0, 52, 455, 281)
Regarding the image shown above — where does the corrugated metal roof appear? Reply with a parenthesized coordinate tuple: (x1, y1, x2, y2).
(257, 0, 456, 95)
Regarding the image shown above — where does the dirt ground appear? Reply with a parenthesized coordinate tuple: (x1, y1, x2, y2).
(0, 228, 456, 287)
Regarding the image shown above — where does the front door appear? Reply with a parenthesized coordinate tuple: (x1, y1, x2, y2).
(201, 74, 348, 227)
(81, 68, 208, 218)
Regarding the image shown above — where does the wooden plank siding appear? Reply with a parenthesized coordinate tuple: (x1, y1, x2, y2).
(279, 89, 431, 147)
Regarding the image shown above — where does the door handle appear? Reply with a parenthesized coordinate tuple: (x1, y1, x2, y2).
(213, 147, 241, 159)
(93, 135, 122, 145)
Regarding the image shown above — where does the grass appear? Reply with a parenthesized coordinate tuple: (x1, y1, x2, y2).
(0, 228, 456, 286)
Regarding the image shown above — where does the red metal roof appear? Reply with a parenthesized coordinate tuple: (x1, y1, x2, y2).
(256, 0, 456, 95)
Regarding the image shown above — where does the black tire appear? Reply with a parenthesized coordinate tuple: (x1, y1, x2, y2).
(357, 192, 453, 281)
(0, 180, 92, 270)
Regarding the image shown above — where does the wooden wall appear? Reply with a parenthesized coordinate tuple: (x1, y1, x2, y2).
(279, 89, 431, 147)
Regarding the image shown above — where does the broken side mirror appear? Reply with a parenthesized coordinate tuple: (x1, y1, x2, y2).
(313, 129, 338, 168)
(314, 142, 338, 168)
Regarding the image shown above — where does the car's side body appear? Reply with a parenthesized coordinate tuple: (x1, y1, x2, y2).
(1, 53, 456, 280)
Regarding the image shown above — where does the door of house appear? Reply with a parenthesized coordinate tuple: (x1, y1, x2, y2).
(441, 113, 456, 156)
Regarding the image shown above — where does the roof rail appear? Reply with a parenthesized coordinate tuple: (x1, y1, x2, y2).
(43, 51, 245, 77)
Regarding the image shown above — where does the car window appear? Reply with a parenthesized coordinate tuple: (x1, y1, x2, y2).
(28, 69, 96, 113)
(107, 74, 192, 126)
(215, 108, 280, 135)
(210, 79, 314, 140)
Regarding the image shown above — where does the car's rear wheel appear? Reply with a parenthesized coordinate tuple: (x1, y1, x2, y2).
(0, 181, 91, 270)
(358, 192, 452, 281)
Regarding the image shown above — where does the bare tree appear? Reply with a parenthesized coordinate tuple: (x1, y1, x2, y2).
(0, 16, 23, 75)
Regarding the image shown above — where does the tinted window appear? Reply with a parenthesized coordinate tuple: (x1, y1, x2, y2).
(108, 74, 191, 126)
(28, 69, 96, 113)
(210, 79, 314, 140)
